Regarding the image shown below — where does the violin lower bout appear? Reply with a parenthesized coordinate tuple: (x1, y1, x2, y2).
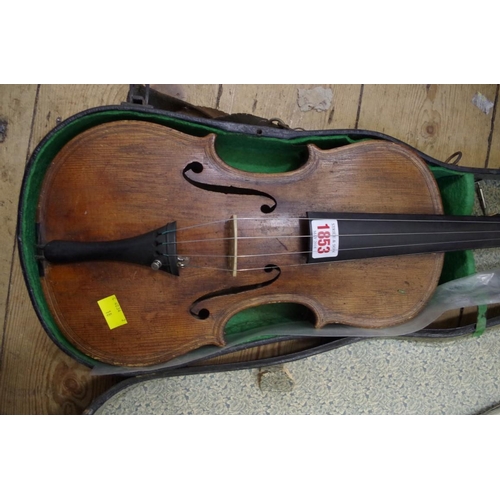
(41, 251, 443, 367)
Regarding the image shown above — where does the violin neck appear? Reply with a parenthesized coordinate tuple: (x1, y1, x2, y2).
(307, 212, 500, 263)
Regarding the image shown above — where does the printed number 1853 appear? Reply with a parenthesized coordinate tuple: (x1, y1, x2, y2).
(317, 224, 331, 254)
(311, 219, 339, 259)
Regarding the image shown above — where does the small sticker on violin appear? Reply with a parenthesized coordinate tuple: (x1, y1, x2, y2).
(310, 219, 339, 259)
(97, 294, 128, 330)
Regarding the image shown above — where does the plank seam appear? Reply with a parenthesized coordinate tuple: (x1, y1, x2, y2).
(355, 84, 364, 129)
(485, 84, 499, 169)
(216, 84, 223, 110)
(0, 84, 40, 370)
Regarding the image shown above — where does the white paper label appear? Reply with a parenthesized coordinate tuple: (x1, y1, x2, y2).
(311, 219, 339, 259)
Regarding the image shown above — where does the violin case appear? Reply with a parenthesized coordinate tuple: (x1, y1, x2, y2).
(17, 85, 500, 380)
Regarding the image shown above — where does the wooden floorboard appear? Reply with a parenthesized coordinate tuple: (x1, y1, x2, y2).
(0, 85, 37, 356)
(213, 84, 362, 129)
(152, 84, 221, 109)
(28, 84, 129, 148)
(358, 84, 497, 168)
(0, 84, 498, 414)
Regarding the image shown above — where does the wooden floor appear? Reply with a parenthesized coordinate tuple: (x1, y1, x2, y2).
(0, 84, 498, 414)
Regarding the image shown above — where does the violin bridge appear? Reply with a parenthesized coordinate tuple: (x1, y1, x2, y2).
(228, 214, 238, 277)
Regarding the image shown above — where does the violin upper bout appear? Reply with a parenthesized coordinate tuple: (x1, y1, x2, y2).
(303, 140, 443, 215)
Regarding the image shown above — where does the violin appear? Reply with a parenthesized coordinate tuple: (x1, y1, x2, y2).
(37, 121, 500, 366)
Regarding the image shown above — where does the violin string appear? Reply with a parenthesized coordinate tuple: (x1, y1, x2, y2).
(161, 218, 236, 233)
(163, 235, 500, 260)
(162, 215, 500, 235)
(163, 217, 315, 233)
(176, 260, 339, 272)
(168, 229, 500, 246)
(180, 241, 500, 272)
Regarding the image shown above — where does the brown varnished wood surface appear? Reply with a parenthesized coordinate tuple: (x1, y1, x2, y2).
(1, 84, 498, 413)
(38, 121, 443, 366)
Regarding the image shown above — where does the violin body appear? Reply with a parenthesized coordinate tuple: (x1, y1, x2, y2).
(38, 121, 445, 366)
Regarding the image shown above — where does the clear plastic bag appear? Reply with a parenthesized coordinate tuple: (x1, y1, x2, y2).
(92, 268, 500, 376)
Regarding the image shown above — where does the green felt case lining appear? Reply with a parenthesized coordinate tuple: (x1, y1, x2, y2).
(18, 108, 476, 367)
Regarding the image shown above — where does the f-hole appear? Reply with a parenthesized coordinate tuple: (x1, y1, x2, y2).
(190, 264, 281, 319)
(183, 162, 277, 214)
